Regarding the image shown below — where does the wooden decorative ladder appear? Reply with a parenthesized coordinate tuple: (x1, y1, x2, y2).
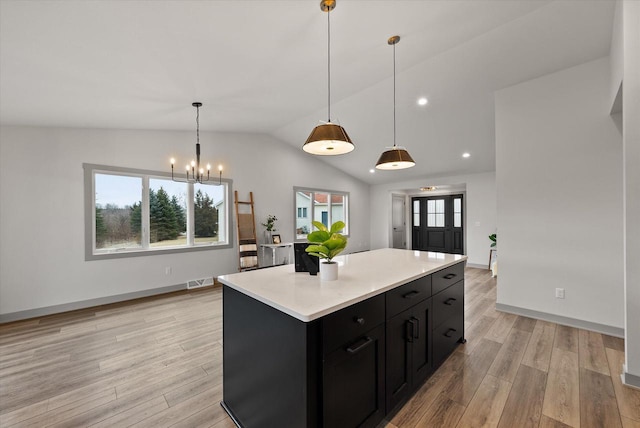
(234, 191, 259, 271)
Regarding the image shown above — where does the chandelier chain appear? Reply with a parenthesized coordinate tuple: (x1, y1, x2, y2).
(327, 8, 331, 123)
(393, 41, 396, 148)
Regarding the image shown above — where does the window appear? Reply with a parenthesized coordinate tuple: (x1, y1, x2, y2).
(427, 199, 445, 227)
(85, 164, 232, 260)
(294, 187, 349, 240)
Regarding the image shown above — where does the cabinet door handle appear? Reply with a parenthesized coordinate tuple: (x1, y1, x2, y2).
(403, 290, 421, 299)
(354, 317, 365, 325)
(406, 321, 414, 343)
(346, 336, 373, 354)
(443, 273, 457, 280)
(444, 328, 457, 338)
(410, 317, 420, 339)
(444, 298, 457, 306)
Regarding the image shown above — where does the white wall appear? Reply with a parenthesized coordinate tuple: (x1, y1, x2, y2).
(369, 171, 496, 267)
(621, 0, 640, 384)
(0, 126, 370, 317)
(495, 57, 624, 329)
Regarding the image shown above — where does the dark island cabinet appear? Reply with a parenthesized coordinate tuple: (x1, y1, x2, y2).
(221, 261, 465, 428)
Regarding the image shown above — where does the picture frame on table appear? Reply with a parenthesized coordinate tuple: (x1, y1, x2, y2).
(272, 234, 281, 244)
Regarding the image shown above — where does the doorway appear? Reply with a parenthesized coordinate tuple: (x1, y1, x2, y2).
(411, 195, 464, 254)
(391, 194, 406, 249)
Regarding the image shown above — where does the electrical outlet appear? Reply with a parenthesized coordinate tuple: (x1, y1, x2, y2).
(555, 288, 565, 299)
(165, 267, 172, 275)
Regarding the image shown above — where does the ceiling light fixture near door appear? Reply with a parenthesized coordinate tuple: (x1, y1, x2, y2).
(170, 102, 223, 184)
(303, 0, 355, 156)
(376, 36, 415, 170)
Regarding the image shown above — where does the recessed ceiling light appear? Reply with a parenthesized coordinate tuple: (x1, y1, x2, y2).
(462, 152, 470, 158)
(417, 97, 428, 106)
(369, 169, 375, 173)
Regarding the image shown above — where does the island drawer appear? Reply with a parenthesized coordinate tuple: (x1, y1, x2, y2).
(432, 280, 464, 328)
(323, 294, 385, 354)
(432, 262, 465, 295)
(386, 275, 432, 319)
(433, 314, 464, 366)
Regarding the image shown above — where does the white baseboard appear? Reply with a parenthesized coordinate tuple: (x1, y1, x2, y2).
(466, 263, 489, 269)
(622, 371, 640, 389)
(0, 283, 186, 324)
(495, 303, 624, 338)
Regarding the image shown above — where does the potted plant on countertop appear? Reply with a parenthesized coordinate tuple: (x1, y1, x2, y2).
(306, 220, 348, 281)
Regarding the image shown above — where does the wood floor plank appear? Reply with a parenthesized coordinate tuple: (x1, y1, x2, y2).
(442, 339, 502, 406)
(168, 401, 231, 428)
(606, 348, 640, 422)
(497, 365, 546, 428)
(603, 335, 626, 352)
(512, 316, 537, 333)
(579, 330, 610, 375)
(554, 325, 579, 353)
(456, 374, 512, 428)
(542, 348, 580, 427)
(484, 312, 517, 344)
(88, 396, 169, 428)
(622, 416, 640, 428)
(458, 315, 496, 355)
(487, 328, 531, 383)
(412, 392, 465, 428)
(521, 320, 556, 372)
(579, 367, 622, 428)
(539, 415, 574, 428)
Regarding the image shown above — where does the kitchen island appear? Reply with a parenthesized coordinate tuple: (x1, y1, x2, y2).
(218, 248, 467, 428)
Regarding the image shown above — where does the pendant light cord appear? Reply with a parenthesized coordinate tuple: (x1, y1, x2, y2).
(196, 105, 200, 144)
(327, 8, 331, 123)
(393, 41, 396, 148)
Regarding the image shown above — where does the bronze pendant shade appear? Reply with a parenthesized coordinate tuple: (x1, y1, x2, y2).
(303, 0, 354, 156)
(375, 35, 415, 170)
(303, 122, 354, 155)
(376, 146, 415, 170)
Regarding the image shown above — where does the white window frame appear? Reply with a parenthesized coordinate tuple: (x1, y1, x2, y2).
(84, 163, 233, 261)
(293, 187, 349, 241)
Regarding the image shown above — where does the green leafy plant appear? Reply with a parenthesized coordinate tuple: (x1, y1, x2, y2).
(306, 221, 348, 263)
(489, 233, 497, 247)
(261, 214, 278, 232)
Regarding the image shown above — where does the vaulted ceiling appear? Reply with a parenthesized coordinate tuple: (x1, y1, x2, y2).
(0, 0, 615, 184)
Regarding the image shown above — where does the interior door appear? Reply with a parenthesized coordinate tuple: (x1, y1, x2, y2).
(391, 195, 406, 249)
(411, 195, 464, 254)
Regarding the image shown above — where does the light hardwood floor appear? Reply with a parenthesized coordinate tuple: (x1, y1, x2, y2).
(1, 268, 639, 427)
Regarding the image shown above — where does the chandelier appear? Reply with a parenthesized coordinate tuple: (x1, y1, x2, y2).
(170, 102, 222, 184)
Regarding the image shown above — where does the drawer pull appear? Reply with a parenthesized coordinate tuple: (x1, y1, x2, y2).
(443, 273, 457, 280)
(410, 317, 420, 339)
(444, 328, 457, 338)
(402, 290, 421, 299)
(354, 317, 365, 325)
(346, 336, 373, 354)
(444, 298, 457, 306)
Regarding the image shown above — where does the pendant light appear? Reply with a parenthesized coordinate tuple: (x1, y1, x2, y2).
(170, 102, 223, 185)
(303, 0, 355, 156)
(376, 35, 416, 170)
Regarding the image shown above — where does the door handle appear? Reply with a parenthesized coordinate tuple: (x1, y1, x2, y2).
(443, 273, 457, 280)
(410, 317, 420, 339)
(406, 321, 414, 343)
(346, 336, 373, 354)
(444, 298, 457, 306)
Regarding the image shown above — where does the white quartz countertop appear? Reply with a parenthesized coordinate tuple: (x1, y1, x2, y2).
(218, 248, 467, 322)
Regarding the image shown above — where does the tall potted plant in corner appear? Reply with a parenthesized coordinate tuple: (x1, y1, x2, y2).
(306, 220, 348, 281)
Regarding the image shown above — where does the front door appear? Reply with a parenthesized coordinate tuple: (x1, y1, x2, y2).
(411, 195, 463, 254)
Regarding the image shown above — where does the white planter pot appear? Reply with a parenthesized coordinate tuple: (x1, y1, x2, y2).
(320, 262, 338, 281)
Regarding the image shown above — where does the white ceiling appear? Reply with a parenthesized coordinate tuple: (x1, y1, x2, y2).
(0, 0, 615, 185)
